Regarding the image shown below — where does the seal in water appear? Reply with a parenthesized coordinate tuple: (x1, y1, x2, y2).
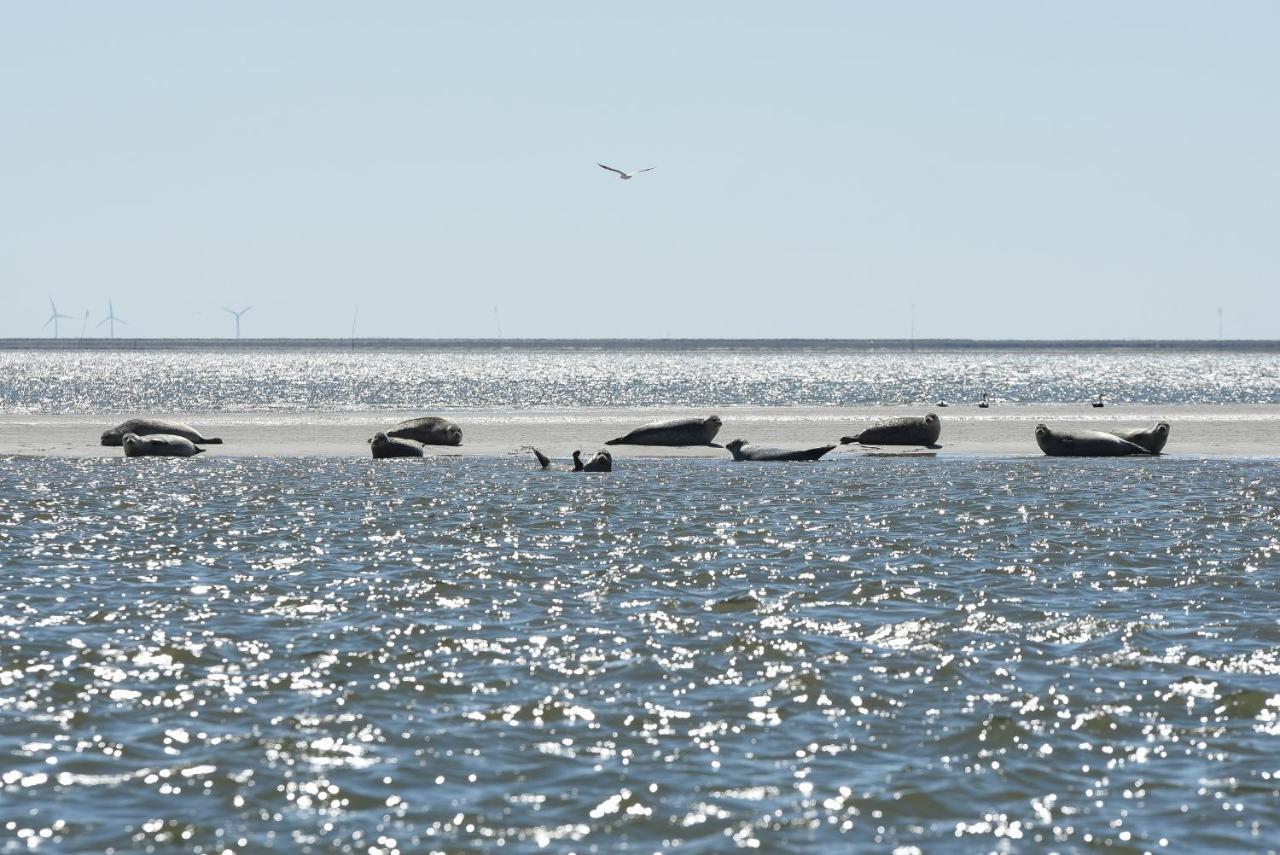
(1109, 422, 1170, 455)
(840, 413, 941, 448)
(386, 417, 462, 446)
(122, 433, 205, 458)
(605, 415, 723, 447)
(102, 418, 222, 446)
(371, 432, 424, 459)
(725, 439, 835, 462)
(576, 449, 613, 472)
(1035, 424, 1151, 457)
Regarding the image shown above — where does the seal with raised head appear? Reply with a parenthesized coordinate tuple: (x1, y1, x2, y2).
(724, 439, 836, 462)
(102, 418, 222, 446)
(371, 432, 424, 459)
(386, 417, 462, 446)
(1109, 422, 1170, 455)
(577, 449, 613, 472)
(841, 413, 941, 448)
(122, 433, 205, 458)
(1035, 424, 1151, 457)
(605, 415, 722, 447)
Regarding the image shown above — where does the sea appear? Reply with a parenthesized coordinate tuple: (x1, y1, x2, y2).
(2, 341, 1279, 853)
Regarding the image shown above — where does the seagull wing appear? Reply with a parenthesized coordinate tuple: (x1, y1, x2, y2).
(638, 167, 655, 173)
(598, 163, 627, 176)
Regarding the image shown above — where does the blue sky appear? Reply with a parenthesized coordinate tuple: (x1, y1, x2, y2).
(2, 3, 1276, 339)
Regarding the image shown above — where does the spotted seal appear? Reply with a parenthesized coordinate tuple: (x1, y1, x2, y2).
(386, 417, 462, 446)
(841, 413, 941, 448)
(724, 439, 835, 461)
(371, 432, 424, 459)
(121, 433, 205, 458)
(605, 415, 722, 447)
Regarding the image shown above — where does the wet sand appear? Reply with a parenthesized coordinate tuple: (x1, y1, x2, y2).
(3, 404, 1280, 459)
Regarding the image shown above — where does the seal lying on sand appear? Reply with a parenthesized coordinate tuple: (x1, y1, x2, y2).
(102, 418, 222, 446)
(122, 433, 205, 458)
(1035, 424, 1152, 457)
(371, 432, 424, 459)
(841, 413, 941, 448)
(606, 415, 723, 447)
(386, 417, 462, 446)
(725, 439, 835, 462)
(1109, 422, 1170, 455)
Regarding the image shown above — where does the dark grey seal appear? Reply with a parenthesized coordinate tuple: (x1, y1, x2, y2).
(122, 433, 205, 458)
(1109, 422, 1170, 455)
(386, 417, 462, 446)
(1035, 424, 1151, 457)
(841, 413, 941, 448)
(102, 418, 222, 446)
(605, 415, 722, 447)
(575, 449, 613, 472)
(371, 432, 424, 459)
(725, 439, 836, 462)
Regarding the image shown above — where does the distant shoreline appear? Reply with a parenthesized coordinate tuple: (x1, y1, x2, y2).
(4, 338, 1279, 353)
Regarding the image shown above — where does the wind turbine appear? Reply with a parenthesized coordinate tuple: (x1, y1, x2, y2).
(79, 310, 90, 341)
(222, 305, 253, 340)
(97, 300, 126, 339)
(43, 297, 74, 338)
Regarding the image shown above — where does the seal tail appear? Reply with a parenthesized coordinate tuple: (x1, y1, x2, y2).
(193, 447, 207, 455)
(203, 437, 224, 444)
(604, 438, 624, 446)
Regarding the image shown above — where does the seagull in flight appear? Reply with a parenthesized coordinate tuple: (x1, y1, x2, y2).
(598, 163, 655, 180)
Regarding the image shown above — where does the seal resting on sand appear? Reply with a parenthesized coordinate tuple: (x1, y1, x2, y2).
(605, 415, 722, 447)
(1035, 424, 1151, 457)
(371, 432, 424, 459)
(725, 439, 835, 462)
(1109, 422, 1170, 455)
(102, 418, 222, 446)
(841, 413, 941, 448)
(122, 433, 205, 458)
(386, 417, 462, 446)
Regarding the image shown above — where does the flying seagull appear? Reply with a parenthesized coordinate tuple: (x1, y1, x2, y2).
(598, 163, 655, 180)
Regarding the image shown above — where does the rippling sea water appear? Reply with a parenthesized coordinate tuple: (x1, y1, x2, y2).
(3, 342, 1280, 412)
(3, 455, 1279, 852)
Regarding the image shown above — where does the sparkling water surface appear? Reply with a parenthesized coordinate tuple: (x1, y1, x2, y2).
(2, 455, 1279, 852)
(3, 344, 1280, 412)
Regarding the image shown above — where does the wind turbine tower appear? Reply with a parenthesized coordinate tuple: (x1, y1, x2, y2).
(44, 297, 73, 338)
(222, 306, 253, 340)
(97, 300, 126, 339)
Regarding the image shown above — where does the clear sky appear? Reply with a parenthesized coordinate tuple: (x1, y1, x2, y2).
(2, 2, 1277, 339)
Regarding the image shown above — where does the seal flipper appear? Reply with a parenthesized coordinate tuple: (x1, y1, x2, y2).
(193, 447, 207, 455)
(203, 437, 223, 444)
(529, 447, 551, 470)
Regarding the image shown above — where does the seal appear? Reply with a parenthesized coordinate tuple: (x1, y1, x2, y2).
(386, 417, 462, 446)
(841, 413, 941, 448)
(1035, 424, 1151, 457)
(577, 449, 613, 472)
(605, 415, 723, 447)
(121, 432, 205, 458)
(102, 418, 222, 446)
(725, 439, 835, 461)
(371, 432, 424, 459)
(1109, 422, 1170, 455)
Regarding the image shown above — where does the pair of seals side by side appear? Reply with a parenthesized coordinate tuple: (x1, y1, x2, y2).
(528, 448, 613, 472)
(121, 433, 206, 458)
(102, 418, 222, 446)
(841, 413, 941, 448)
(606, 416, 723, 447)
(724, 439, 835, 462)
(1035, 422, 1170, 457)
(369, 416, 464, 459)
